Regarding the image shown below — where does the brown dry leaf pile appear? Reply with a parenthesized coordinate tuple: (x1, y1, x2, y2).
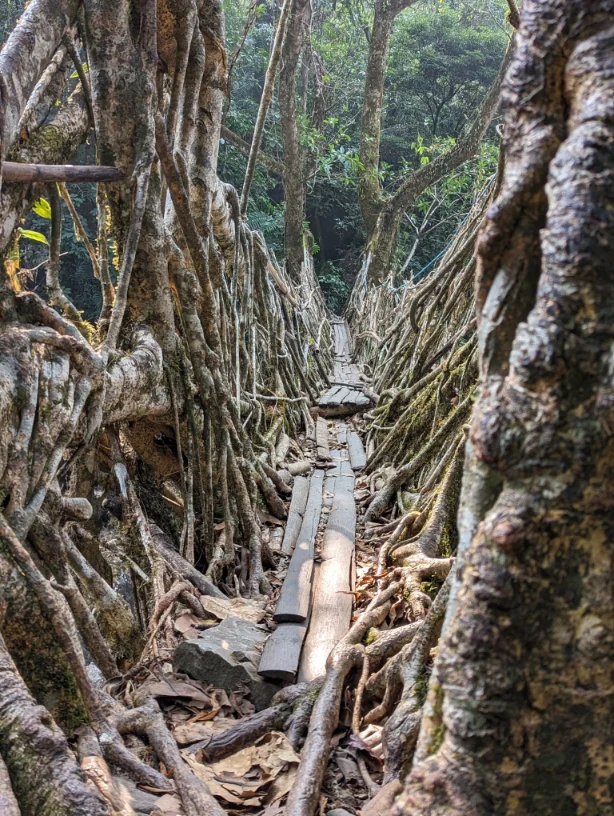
(200, 595, 267, 624)
(182, 731, 300, 809)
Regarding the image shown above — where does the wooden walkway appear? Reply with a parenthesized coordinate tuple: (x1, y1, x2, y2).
(259, 320, 368, 683)
(317, 320, 372, 416)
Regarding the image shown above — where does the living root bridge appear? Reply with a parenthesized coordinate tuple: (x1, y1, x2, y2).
(4, 1, 605, 815)
(270, 168, 499, 814)
(0, 0, 333, 813)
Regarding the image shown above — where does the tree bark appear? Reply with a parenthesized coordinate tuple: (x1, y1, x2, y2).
(356, 0, 512, 284)
(279, 0, 311, 283)
(357, 0, 415, 237)
(240, 0, 292, 213)
(0, 631, 108, 815)
(0, 0, 80, 157)
(403, 2, 614, 813)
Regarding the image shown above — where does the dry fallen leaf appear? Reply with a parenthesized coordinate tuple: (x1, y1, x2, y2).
(263, 764, 297, 805)
(181, 731, 299, 806)
(152, 793, 183, 814)
(140, 678, 212, 708)
(174, 612, 201, 634)
(260, 797, 287, 816)
(335, 753, 361, 783)
(173, 717, 232, 747)
(229, 688, 255, 717)
(200, 595, 266, 624)
(182, 753, 251, 806)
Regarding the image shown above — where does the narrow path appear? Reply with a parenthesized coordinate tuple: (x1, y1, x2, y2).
(259, 318, 368, 683)
(319, 320, 371, 415)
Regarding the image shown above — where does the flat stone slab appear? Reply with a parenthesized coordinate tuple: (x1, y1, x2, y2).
(174, 617, 278, 710)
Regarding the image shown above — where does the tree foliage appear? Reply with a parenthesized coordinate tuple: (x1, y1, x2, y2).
(220, 0, 508, 308)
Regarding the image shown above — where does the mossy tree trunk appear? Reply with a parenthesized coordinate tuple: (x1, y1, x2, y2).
(279, 0, 311, 284)
(0, 0, 332, 811)
(403, 2, 614, 812)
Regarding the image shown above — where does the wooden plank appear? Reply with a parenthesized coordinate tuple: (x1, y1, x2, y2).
(258, 622, 307, 681)
(298, 469, 356, 682)
(341, 322, 352, 358)
(318, 385, 343, 407)
(273, 469, 324, 622)
(334, 322, 345, 356)
(337, 423, 347, 445)
(347, 430, 366, 471)
(327, 386, 351, 407)
(340, 390, 371, 408)
(330, 380, 365, 390)
(281, 471, 308, 537)
(339, 458, 354, 477)
(334, 322, 350, 358)
(281, 476, 310, 555)
(316, 417, 329, 460)
(322, 466, 338, 510)
(344, 319, 354, 356)
(341, 388, 363, 404)
(333, 323, 341, 355)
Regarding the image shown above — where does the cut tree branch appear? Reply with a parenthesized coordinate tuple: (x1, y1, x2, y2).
(1, 161, 124, 183)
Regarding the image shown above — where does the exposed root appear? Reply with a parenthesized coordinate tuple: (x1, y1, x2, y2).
(286, 579, 403, 816)
(382, 573, 451, 780)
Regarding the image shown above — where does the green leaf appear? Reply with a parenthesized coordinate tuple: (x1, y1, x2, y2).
(19, 228, 48, 245)
(32, 198, 52, 219)
(70, 63, 88, 79)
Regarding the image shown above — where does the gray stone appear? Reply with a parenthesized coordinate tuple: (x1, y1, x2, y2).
(173, 617, 278, 710)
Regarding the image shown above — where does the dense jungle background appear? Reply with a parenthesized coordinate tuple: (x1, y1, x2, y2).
(3, 0, 508, 316)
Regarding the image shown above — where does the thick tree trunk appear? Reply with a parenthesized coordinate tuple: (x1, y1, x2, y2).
(0, 630, 108, 816)
(279, 0, 311, 284)
(357, 0, 406, 238)
(0, 0, 333, 811)
(356, 0, 512, 284)
(403, 2, 614, 813)
(0, 0, 79, 158)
